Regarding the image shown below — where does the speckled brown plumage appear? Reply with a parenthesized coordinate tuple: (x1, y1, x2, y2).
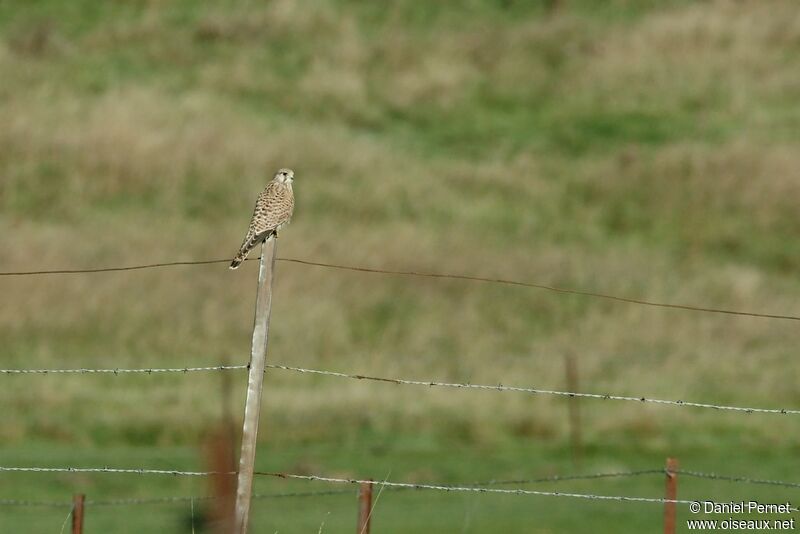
(230, 168, 295, 269)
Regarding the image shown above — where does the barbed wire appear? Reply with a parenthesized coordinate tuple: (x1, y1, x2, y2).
(264, 363, 800, 416)
(0, 467, 663, 484)
(88, 489, 356, 507)
(0, 499, 72, 508)
(0, 466, 231, 477)
(0, 471, 660, 510)
(2, 361, 795, 416)
(3, 467, 797, 509)
(3, 467, 690, 505)
(1, 256, 797, 321)
(675, 470, 800, 490)
(473, 469, 664, 486)
(89, 495, 213, 506)
(0, 365, 247, 375)
(254, 471, 694, 505)
(0, 490, 355, 509)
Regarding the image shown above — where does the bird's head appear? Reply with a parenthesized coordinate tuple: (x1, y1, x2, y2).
(274, 168, 294, 184)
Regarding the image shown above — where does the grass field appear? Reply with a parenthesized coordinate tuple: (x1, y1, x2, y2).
(1, 1, 800, 532)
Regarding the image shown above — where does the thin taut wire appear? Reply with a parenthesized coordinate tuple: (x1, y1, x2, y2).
(0, 365, 247, 375)
(264, 363, 800, 416)
(0, 256, 797, 321)
(1, 361, 796, 416)
(253, 471, 695, 505)
(3, 468, 798, 507)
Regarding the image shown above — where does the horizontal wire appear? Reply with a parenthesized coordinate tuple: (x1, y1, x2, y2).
(0, 474, 662, 510)
(0, 466, 231, 476)
(1, 466, 688, 504)
(0, 258, 232, 276)
(0, 467, 661, 484)
(3, 467, 797, 508)
(254, 471, 694, 505)
(0, 499, 72, 508)
(281, 258, 800, 321)
(1, 256, 797, 321)
(0, 490, 355, 509)
(2, 361, 795, 416)
(472, 469, 665, 486)
(0, 472, 657, 509)
(87, 489, 356, 507)
(0, 365, 247, 375)
(676, 470, 800, 490)
(265, 363, 800, 416)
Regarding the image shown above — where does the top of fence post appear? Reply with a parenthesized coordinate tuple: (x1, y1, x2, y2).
(71, 493, 85, 534)
(664, 457, 679, 534)
(357, 480, 373, 534)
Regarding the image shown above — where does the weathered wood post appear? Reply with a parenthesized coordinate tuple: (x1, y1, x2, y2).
(664, 457, 679, 534)
(71, 494, 85, 534)
(234, 240, 278, 533)
(357, 480, 373, 534)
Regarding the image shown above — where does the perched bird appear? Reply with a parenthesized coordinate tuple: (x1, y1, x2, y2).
(230, 168, 295, 269)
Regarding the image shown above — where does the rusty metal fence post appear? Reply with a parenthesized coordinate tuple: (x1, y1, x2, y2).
(234, 239, 278, 534)
(72, 494, 85, 534)
(357, 480, 373, 534)
(664, 457, 679, 534)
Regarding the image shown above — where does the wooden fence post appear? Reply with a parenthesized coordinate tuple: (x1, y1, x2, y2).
(564, 352, 582, 467)
(234, 240, 278, 534)
(664, 457, 679, 534)
(357, 480, 373, 534)
(71, 494, 85, 534)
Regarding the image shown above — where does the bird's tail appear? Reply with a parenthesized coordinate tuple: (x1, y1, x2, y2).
(229, 231, 270, 270)
(229, 254, 246, 270)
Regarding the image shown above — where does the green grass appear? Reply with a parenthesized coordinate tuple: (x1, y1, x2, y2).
(1, 0, 800, 531)
(2, 437, 799, 533)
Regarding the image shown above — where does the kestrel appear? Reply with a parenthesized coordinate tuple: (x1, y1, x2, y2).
(229, 168, 295, 269)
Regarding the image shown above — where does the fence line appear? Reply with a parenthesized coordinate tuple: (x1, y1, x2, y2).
(4, 467, 798, 504)
(0, 365, 247, 375)
(0, 467, 665, 484)
(95, 489, 355, 507)
(2, 361, 796, 416)
(0, 467, 230, 477)
(0, 491, 354, 509)
(0, 466, 690, 505)
(264, 363, 800, 416)
(1, 256, 797, 321)
(675, 470, 800, 489)
(254, 472, 694, 505)
(0, 499, 72, 508)
(0, 466, 688, 505)
(472, 469, 664, 486)
(279, 258, 800, 321)
(3, 467, 798, 508)
(0, 258, 233, 276)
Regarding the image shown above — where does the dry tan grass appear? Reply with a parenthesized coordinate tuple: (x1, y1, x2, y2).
(1, 1, 799, 449)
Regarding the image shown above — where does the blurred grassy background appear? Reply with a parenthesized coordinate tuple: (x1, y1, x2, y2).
(1, 0, 799, 532)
